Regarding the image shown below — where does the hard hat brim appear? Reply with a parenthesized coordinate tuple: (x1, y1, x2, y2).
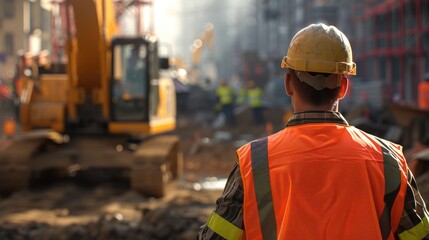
(281, 56, 356, 75)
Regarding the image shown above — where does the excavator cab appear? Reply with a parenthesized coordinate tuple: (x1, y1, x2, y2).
(108, 37, 176, 135)
(111, 39, 151, 122)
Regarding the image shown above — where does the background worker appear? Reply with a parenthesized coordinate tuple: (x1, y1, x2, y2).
(247, 80, 265, 125)
(197, 23, 429, 240)
(419, 73, 429, 110)
(215, 80, 235, 126)
(235, 84, 247, 107)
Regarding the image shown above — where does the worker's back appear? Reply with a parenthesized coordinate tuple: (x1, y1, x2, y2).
(238, 122, 406, 239)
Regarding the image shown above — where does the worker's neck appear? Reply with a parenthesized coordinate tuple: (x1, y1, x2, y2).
(292, 100, 339, 113)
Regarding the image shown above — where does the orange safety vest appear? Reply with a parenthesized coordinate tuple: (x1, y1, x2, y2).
(419, 81, 429, 110)
(237, 124, 408, 240)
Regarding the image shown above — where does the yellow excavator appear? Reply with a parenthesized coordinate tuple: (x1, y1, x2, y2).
(0, 0, 181, 197)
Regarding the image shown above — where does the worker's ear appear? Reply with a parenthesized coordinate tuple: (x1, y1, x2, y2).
(285, 73, 293, 96)
(338, 76, 349, 99)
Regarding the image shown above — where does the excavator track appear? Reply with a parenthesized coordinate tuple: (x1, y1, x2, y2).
(132, 135, 182, 198)
(0, 133, 183, 198)
(0, 138, 45, 192)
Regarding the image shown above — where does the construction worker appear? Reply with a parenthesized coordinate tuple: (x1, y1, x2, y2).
(247, 80, 265, 125)
(197, 23, 429, 240)
(419, 73, 429, 110)
(235, 85, 247, 106)
(11, 50, 26, 122)
(216, 80, 235, 126)
(36, 50, 52, 74)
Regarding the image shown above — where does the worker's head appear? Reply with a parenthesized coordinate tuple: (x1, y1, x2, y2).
(281, 23, 355, 109)
(24, 52, 35, 66)
(38, 50, 51, 68)
(285, 69, 347, 107)
(248, 80, 256, 89)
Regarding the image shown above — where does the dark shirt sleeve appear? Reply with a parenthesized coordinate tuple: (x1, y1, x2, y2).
(396, 168, 429, 239)
(197, 163, 244, 240)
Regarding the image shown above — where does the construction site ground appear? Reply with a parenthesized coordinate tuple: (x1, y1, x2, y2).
(0, 100, 288, 239)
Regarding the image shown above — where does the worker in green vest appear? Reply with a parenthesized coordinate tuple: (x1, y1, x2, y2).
(216, 80, 235, 126)
(235, 85, 247, 106)
(247, 80, 264, 125)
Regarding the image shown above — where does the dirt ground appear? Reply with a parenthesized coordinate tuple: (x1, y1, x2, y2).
(0, 106, 287, 239)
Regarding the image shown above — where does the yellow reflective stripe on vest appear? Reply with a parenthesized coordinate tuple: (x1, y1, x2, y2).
(399, 212, 429, 240)
(207, 211, 244, 240)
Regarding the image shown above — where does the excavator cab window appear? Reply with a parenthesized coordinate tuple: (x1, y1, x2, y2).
(111, 41, 149, 122)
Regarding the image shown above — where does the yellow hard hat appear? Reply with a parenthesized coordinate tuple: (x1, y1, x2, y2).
(281, 23, 356, 75)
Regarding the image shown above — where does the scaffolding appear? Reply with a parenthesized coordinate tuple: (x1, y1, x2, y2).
(351, 0, 429, 104)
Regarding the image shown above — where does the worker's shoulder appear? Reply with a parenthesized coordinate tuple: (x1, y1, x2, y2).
(236, 136, 268, 157)
(354, 127, 405, 156)
(236, 130, 284, 155)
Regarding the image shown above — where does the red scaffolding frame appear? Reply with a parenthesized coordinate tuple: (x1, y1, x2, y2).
(351, 0, 427, 104)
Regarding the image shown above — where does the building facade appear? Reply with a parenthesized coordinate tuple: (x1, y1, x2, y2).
(255, 0, 428, 105)
(0, 0, 50, 83)
(350, 0, 429, 103)
(0, 0, 25, 82)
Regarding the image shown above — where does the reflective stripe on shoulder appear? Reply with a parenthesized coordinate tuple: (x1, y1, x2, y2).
(399, 212, 429, 240)
(207, 211, 244, 240)
(250, 137, 277, 240)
